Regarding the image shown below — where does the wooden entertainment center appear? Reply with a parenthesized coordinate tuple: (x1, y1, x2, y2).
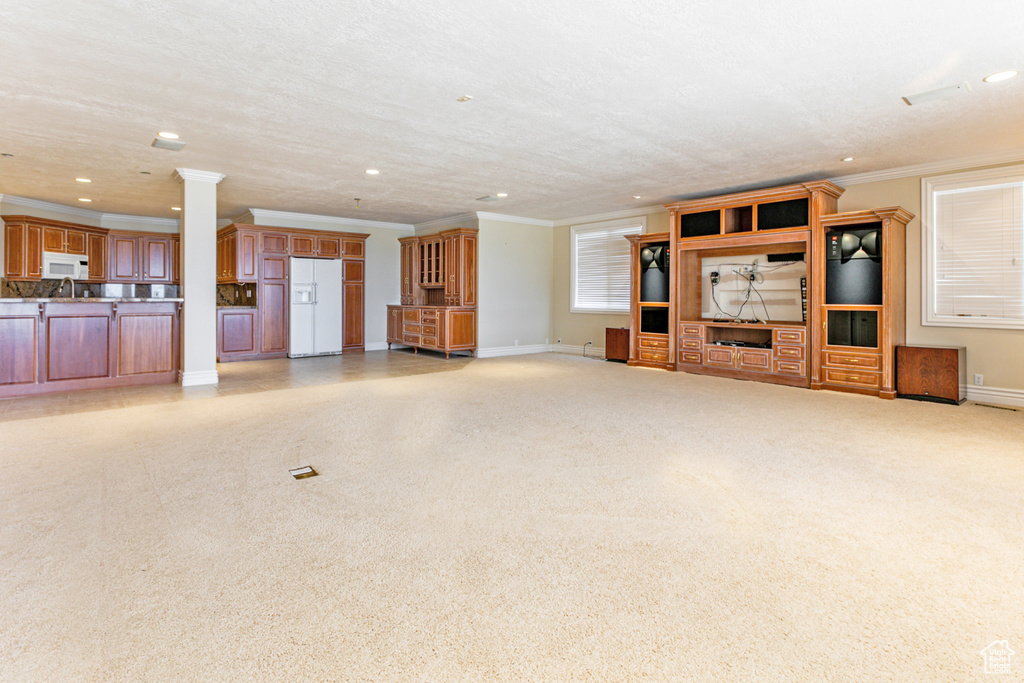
(627, 181, 914, 399)
(386, 228, 477, 358)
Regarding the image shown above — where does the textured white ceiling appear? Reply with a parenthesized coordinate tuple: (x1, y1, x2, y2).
(0, 0, 1022, 224)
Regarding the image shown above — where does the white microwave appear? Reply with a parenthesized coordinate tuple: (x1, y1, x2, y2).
(43, 252, 89, 279)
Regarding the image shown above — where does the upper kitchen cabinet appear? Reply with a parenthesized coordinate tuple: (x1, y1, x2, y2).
(217, 226, 258, 284)
(107, 231, 176, 284)
(2, 215, 107, 282)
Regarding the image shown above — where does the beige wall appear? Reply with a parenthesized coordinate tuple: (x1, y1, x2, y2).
(838, 164, 1024, 392)
(551, 210, 670, 351)
(477, 218, 553, 350)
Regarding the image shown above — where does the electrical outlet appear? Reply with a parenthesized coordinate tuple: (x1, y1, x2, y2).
(974, 374, 984, 386)
(557, 339, 561, 344)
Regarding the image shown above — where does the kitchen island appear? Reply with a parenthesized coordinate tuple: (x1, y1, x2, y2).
(0, 298, 182, 398)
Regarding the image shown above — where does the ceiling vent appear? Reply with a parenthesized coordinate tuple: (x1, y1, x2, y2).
(476, 195, 498, 202)
(902, 82, 970, 106)
(151, 137, 186, 151)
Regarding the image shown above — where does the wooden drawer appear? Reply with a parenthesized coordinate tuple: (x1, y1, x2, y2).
(420, 309, 439, 321)
(421, 336, 437, 348)
(824, 351, 881, 371)
(774, 344, 805, 361)
(403, 323, 420, 334)
(704, 346, 735, 367)
(824, 368, 882, 389)
(773, 359, 805, 376)
(680, 338, 703, 352)
(737, 348, 771, 372)
(638, 335, 669, 350)
(402, 309, 420, 323)
(403, 334, 420, 345)
(680, 351, 703, 364)
(421, 323, 437, 337)
(680, 323, 704, 338)
(773, 328, 805, 345)
(639, 348, 669, 363)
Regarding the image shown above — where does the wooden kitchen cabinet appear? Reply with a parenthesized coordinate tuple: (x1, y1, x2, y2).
(258, 254, 289, 356)
(3, 216, 106, 281)
(217, 307, 260, 362)
(216, 228, 257, 283)
(141, 236, 171, 282)
(343, 257, 364, 351)
(109, 234, 139, 281)
(317, 235, 341, 258)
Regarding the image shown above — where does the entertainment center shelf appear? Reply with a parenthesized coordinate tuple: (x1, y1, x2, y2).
(625, 179, 914, 399)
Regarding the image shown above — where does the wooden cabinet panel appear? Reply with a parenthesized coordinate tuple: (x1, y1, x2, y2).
(343, 259, 364, 283)
(66, 230, 87, 255)
(774, 344, 805, 361)
(87, 233, 106, 282)
(262, 255, 288, 280)
(824, 351, 881, 371)
(824, 367, 882, 389)
(387, 306, 402, 345)
(43, 227, 65, 252)
(317, 236, 341, 258)
(46, 314, 110, 381)
(705, 346, 735, 366)
(142, 237, 171, 282)
(342, 239, 364, 257)
(118, 313, 174, 375)
(261, 232, 289, 254)
(774, 360, 805, 375)
(259, 282, 288, 354)
(461, 234, 477, 306)
(5, 224, 26, 278)
(26, 225, 41, 279)
(290, 233, 316, 256)
(170, 236, 180, 284)
(773, 328, 805, 345)
(109, 235, 138, 281)
(737, 348, 771, 372)
(343, 282, 364, 349)
(218, 308, 258, 357)
(0, 315, 38, 385)
(238, 231, 257, 281)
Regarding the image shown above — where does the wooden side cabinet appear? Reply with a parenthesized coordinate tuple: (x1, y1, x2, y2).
(896, 345, 966, 405)
(606, 328, 629, 362)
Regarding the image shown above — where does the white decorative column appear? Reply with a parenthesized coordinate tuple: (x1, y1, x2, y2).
(174, 168, 225, 386)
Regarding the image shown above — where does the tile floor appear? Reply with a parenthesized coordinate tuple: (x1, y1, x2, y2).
(0, 348, 473, 422)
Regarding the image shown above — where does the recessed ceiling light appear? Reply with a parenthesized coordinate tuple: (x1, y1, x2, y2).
(983, 70, 1018, 83)
(78, 198, 92, 202)
(157, 131, 179, 140)
(496, 193, 508, 198)
(633, 195, 642, 199)
(76, 177, 91, 183)
(457, 95, 473, 102)
(171, 206, 181, 211)
(842, 157, 855, 162)
(365, 169, 380, 175)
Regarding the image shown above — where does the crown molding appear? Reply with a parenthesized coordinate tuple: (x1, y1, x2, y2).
(553, 204, 667, 227)
(0, 193, 103, 220)
(830, 149, 1024, 186)
(103, 213, 179, 228)
(475, 212, 554, 227)
(173, 168, 226, 184)
(414, 212, 478, 231)
(248, 208, 413, 231)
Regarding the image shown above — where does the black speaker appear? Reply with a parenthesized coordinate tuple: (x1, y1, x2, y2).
(826, 227, 882, 305)
(639, 245, 670, 303)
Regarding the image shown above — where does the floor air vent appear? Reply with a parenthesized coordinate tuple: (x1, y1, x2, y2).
(289, 465, 319, 479)
(972, 403, 1019, 412)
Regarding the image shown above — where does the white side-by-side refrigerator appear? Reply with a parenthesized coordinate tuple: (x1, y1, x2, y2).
(288, 257, 343, 358)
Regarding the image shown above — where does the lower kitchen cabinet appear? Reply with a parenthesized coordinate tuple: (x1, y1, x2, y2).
(217, 307, 260, 362)
(386, 305, 476, 358)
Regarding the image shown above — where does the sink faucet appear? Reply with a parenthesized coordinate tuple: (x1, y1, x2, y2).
(59, 276, 75, 298)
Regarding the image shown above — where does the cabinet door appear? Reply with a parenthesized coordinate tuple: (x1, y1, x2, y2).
(66, 230, 88, 255)
(87, 233, 106, 281)
(444, 235, 460, 305)
(224, 233, 237, 281)
(401, 242, 415, 303)
(343, 258, 364, 350)
(259, 255, 289, 354)
(219, 309, 258, 355)
(26, 225, 42, 279)
(110, 236, 139, 281)
(4, 224, 26, 278)
(387, 307, 402, 343)
(238, 231, 258, 281)
(461, 233, 477, 306)
(316, 236, 341, 258)
(170, 237, 180, 283)
(290, 233, 316, 256)
(43, 227, 66, 253)
(705, 346, 735, 367)
(261, 232, 289, 254)
(142, 237, 170, 282)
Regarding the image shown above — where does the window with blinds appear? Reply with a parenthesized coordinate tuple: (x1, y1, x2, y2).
(570, 218, 645, 313)
(923, 167, 1024, 329)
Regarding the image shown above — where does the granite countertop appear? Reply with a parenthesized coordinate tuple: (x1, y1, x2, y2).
(0, 297, 185, 303)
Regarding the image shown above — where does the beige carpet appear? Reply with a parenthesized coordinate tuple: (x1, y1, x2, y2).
(1, 353, 1021, 681)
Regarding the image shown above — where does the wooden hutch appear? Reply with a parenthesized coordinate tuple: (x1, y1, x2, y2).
(631, 180, 913, 399)
(387, 227, 477, 358)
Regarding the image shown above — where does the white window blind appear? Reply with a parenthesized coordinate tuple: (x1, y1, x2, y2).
(571, 220, 644, 313)
(923, 167, 1024, 329)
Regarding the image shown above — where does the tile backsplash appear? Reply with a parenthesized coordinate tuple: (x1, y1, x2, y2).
(217, 283, 257, 306)
(1, 279, 180, 299)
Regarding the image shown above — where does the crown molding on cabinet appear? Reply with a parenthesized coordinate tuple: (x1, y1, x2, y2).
(249, 208, 414, 231)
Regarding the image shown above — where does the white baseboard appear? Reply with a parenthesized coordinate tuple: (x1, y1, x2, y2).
(180, 369, 220, 387)
(476, 344, 551, 358)
(966, 385, 1024, 408)
(550, 344, 606, 359)
(364, 341, 389, 351)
